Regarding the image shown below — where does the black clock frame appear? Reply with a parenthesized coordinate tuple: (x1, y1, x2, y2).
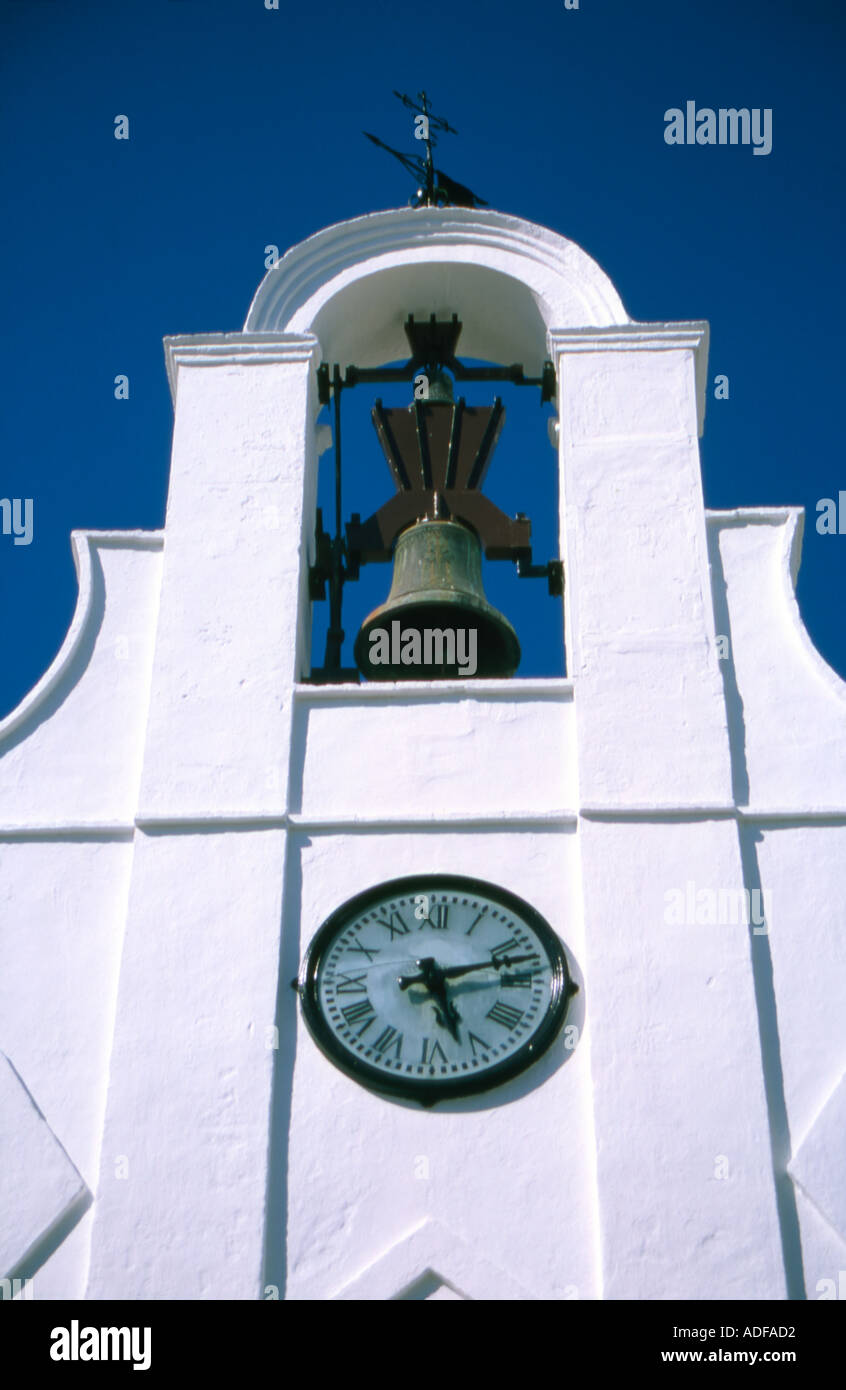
(296, 874, 577, 1107)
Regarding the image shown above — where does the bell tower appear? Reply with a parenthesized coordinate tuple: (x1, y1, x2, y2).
(81, 203, 785, 1301)
(9, 197, 845, 1306)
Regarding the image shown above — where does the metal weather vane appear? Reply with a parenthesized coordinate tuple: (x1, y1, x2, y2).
(363, 90, 488, 209)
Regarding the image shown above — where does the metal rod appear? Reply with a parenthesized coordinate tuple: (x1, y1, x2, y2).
(334, 366, 342, 541)
(421, 90, 435, 205)
(345, 364, 549, 389)
(323, 369, 345, 674)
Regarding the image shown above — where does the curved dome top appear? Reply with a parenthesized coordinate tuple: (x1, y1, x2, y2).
(244, 207, 629, 375)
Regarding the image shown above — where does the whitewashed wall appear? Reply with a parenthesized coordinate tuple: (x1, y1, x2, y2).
(0, 534, 162, 1297)
(1, 208, 844, 1301)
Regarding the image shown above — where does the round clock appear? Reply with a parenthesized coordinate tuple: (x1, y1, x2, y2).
(296, 875, 577, 1105)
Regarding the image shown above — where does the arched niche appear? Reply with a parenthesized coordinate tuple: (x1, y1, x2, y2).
(245, 207, 629, 374)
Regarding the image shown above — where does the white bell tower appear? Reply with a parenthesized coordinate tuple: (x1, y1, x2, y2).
(3, 207, 845, 1303)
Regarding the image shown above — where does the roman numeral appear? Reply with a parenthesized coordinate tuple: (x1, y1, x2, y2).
(468, 1031, 491, 1056)
(500, 971, 534, 989)
(373, 1026, 403, 1059)
(486, 1001, 525, 1031)
(335, 972, 368, 994)
(346, 940, 380, 963)
(421, 1037, 448, 1065)
(373, 910, 410, 940)
(340, 998, 376, 1036)
(490, 936, 521, 962)
(430, 904, 449, 930)
(465, 906, 488, 935)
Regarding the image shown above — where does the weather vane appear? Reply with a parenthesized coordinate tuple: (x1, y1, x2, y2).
(364, 90, 488, 209)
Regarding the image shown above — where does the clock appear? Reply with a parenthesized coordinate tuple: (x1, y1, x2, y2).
(296, 875, 577, 1105)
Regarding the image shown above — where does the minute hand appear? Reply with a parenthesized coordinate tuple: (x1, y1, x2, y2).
(399, 954, 537, 988)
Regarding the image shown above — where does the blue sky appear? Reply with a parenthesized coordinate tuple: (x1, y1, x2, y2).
(1, 0, 844, 707)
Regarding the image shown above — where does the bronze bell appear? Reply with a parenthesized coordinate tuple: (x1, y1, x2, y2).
(354, 518, 521, 681)
(420, 366, 454, 403)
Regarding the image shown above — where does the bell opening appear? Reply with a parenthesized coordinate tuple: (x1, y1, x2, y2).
(308, 358, 564, 683)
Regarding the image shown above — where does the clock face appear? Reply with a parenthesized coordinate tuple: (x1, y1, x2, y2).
(297, 875, 576, 1105)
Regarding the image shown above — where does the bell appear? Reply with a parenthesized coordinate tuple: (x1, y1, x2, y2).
(354, 518, 521, 681)
(422, 366, 454, 403)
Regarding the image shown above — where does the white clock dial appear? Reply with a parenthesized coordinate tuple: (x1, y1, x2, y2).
(298, 876, 576, 1105)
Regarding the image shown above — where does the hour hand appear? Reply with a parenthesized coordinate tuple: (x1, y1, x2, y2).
(398, 958, 462, 1041)
(431, 990, 462, 1041)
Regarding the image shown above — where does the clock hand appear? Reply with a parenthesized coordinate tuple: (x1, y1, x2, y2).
(441, 953, 538, 981)
(420, 960, 462, 1042)
(398, 953, 538, 988)
(398, 957, 462, 1041)
(431, 991, 462, 1042)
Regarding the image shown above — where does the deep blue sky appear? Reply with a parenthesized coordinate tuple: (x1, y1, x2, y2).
(1, 0, 844, 709)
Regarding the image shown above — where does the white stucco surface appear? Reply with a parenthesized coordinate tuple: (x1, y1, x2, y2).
(0, 1054, 88, 1281)
(555, 330, 729, 809)
(85, 828, 286, 1299)
(579, 816, 784, 1298)
(793, 1185, 846, 1301)
(293, 682, 575, 820)
(284, 828, 594, 1301)
(753, 825, 846, 1158)
(2, 206, 843, 1302)
(0, 534, 162, 827)
(711, 510, 846, 811)
(139, 346, 317, 819)
(790, 1074, 846, 1244)
(0, 838, 134, 1296)
(332, 1218, 536, 1300)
